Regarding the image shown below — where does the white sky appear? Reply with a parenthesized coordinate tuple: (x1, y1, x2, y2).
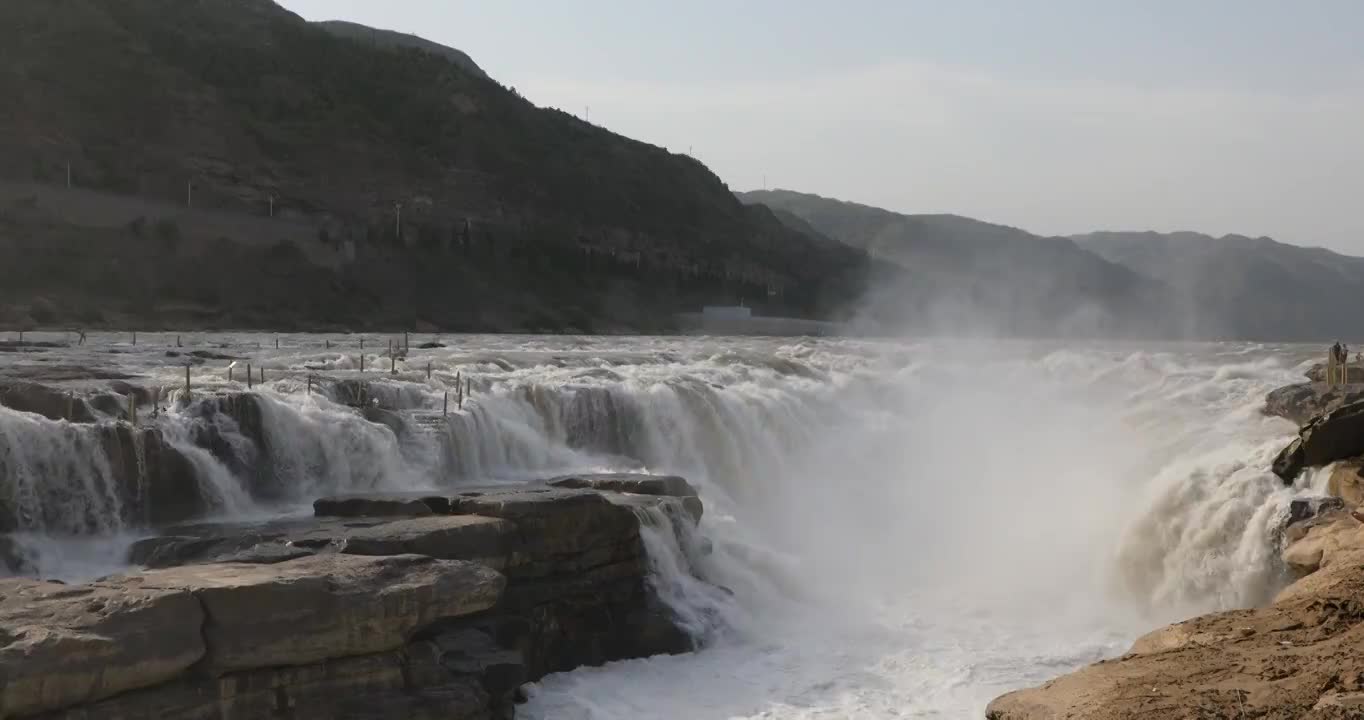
(278, 1, 1364, 254)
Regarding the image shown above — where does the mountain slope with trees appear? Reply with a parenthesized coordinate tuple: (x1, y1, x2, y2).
(0, 0, 868, 332)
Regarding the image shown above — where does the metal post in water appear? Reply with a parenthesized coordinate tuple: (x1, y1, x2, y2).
(228, 365, 234, 383)
(176, 334, 181, 347)
(185, 364, 191, 399)
(66, 392, 73, 421)
(128, 393, 136, 426)
(443, 391, 448, 417)
(307, 375, 312, 395)
(404, 332, 409, 351)
(132, 331, 137, 346)
(360, 354, 365, 373)
(427, 361, 432, 380)
(260, 367, 265, 385)
(247, 363, 253, 389)
(326, 339, 331, 350)
(275, 337, 280, 350)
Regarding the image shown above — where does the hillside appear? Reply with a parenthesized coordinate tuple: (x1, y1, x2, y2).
(1076, 231, 1364, 340)
(739, 190, 1175, 338)
(314, 20, 487, 79)
(0, 0, 868, 332)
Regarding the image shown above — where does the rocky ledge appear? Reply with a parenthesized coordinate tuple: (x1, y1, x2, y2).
(1, 475, 709, 720)
(987, 498, 1364, 719)
(987, 381, 1364, 718)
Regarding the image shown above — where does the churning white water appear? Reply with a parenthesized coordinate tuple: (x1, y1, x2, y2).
(0, 333, 1323, 716)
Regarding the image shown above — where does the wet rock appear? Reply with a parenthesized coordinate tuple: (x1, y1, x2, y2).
(0, 535, 37, 575)
(0, 379, 95, 422)
(315, 493, 449, 518)
(112, 553, 504, 675)
(1286, 496, 1346, 535)
(0, 578, 205, 717)
(98, 424, 213, 527)
(549, 472, 697, 498)
(188, 350, 238, 361)
(417, 342, 446, 349)
(1272, 400, 1364, 483)
(1265, 382, 1364, 427)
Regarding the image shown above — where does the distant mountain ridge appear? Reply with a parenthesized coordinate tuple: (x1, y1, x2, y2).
(739, 189, 1175, 339)
(1074, 231, 1364, 340)
(740, 189, 1364, 341)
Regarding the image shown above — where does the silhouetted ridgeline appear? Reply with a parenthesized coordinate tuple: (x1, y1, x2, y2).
(0, 0, 868, 332)
(742, 189, 1364, 341)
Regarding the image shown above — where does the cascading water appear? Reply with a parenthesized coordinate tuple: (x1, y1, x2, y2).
(0, 332, 1329, 716)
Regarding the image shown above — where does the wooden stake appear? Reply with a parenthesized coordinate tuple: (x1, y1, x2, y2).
(404, 332, 409, 351)
(443, 391, 449, 417)
(426, 361, 432, 380)
(260, 367, 265, 384)
(228, 365, 234, 383)
(325, 339, 331, 350)
(360, 354, 365, 373)
(307, 375, 312, 395)
(128, 393, 136, 426)
(275, 337, 280, 349)
(132, 331, 137, 346)
(66, 392, 73, 421)
(176, 334, 181, 347)
(247, 363, 253, 389)
(185, 364, 191, 399)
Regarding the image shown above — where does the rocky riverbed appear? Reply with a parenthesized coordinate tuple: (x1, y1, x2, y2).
(1, 476, 706, 720)
(987, 366, 1364, 719)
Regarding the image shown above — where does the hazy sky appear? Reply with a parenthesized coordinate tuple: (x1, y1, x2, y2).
(278, 1, 1364, 254)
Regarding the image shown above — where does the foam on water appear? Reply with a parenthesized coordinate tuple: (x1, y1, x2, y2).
(0, 333, 1323, 715)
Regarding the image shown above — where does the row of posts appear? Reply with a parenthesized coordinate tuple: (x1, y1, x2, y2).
(9, 331, 423, 350)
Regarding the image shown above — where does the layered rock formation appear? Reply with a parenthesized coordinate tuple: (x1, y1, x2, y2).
(2, 476, 707, 719)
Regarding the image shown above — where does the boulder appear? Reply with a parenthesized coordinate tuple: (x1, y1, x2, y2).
(1271, 400, 1364, 483)
(111, 553, 504, 675)
(1264, 382, 1364, 427)
(1327, 459, 1364, 507)
(0, 578, 205, 717)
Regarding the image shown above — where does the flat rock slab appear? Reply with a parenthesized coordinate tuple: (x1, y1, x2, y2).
(105, 553, 505, 675)
(0, 578, 205, 717)
(548, 473, 698, 498)
(341, 516, 516, 566)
